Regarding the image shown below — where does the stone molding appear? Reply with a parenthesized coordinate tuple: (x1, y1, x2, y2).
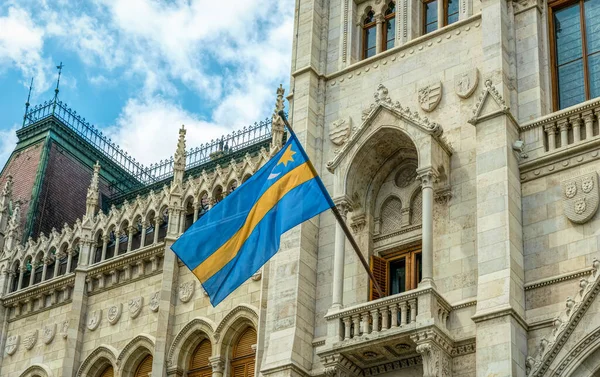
(527, 259, 600, 377)
(471, 306, 528, 332)
(2, 274, 75, 306)
(19, 364, 55, 377)
(525, 268, 595, 291)
(85, 243, 164, 276)
(451, 299, 477, 311)
(76, 345, 119, 377)
(372, 224, 421, 243)
(450, 339, 476, 356)
(167, 317, 216, 367)
(468, 79, 518, 128)
(520, 98, 600, 132)
(363, 356, 423, 376)
(116, 334, 155, 365)
(261, 360, 312, 377)
(214, 304, 259, 335)
(552, 326, 600, 376)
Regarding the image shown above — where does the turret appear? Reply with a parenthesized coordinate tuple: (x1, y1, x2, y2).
(271, 84, 286, 151)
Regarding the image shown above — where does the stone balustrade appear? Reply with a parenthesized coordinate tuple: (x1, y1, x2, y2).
(521, 98, 600, 160)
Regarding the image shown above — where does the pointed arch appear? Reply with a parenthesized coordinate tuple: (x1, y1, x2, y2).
(167, 317, 217, 368)
(77, 345, 118, 377)
(215, 304, 259, 358)
(19, 364, 54, 377)
(117, 334, 155, 375)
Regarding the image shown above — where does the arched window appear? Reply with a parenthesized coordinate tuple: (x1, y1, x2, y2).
(9, 262, 20, 293)
(188, 339, 212, 377)
(70, 249, 79, 273)
(383, 2, 396, 51)
(45, 250, 56, 281)
(362, 10, 377, 59)
(231, 328, 257, 377)
(99, 365, 114, 377)
(134, 355, 153, 377)
(22, 259, 32, 289)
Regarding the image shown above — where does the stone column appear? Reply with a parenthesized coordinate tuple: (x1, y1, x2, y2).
(331, 198, 351, 310)
(375, 13, 385, 54)
(413, 337, 452, 377)
(558, 119, 569, 148)
(209, 356, 225, 377)
(101, 234, 109, 261)
(583, 110, 595, 139)
(417, 168, 437, 288)
(41, 258, 49, 281)
(140, 222, 148, 248)
(154, 218, 161, 244)
(17, 267, 25, 290)
(571, 116, 582, 143)
(29, 263, 35, 286)
(544, 124, 557, 151)
(54, 254, 61, 277)
(193, 204, 200, 222)
(127, 226, 135, 252)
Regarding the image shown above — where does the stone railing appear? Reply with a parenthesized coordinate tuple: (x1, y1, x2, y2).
(85, 243, 164, 295)
(324, 288, 451, 342)
(520, 99, 600, 160)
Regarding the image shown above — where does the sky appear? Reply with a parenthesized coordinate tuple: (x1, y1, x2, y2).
(0, 0, 295, 169)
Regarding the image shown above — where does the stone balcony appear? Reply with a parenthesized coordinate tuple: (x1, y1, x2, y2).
(317, 287, 455, 376)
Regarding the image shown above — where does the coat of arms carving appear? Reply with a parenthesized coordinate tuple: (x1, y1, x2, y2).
(43, 323, 56, 344)
(454, 68, 479, 99)
(61, 320, 69, 339)
(418, 82, 443, 112)
(179, 281, 195, 303)
(24, 330, 38, 350)
(87, 310, 101, 331)
(562, 172, 599, 224)
(328, 118, 351, 146)
(128, 296, 143, 319)
(5, 335, 19, 356)
(150, 292, 160, 312)
(107, 303, 122, 325)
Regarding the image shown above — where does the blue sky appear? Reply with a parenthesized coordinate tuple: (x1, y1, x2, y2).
(0, 0, 294, 168)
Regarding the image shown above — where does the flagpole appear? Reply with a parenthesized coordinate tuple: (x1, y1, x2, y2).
(278, 111, 384, 298)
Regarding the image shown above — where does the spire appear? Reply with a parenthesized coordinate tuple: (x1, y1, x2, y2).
(86, 161, 100, 217)
(271, 84, 286, 150)
(22, 77, 33, 127)
(173, 125, 187, 179)
(0, 176, 13, 214)
(52, 62, 64, 114)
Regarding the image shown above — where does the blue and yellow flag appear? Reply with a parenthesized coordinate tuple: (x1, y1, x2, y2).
(171, 133, 334, 306)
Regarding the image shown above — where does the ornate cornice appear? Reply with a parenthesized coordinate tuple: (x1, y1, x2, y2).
(524, 268, 594, 291)
(372, 224, 421, 243)
(520, 98, 600, 132)
(450, 339, 476, 356)
(553, 326, 600, 376)
(362, 356, 422, 376)
(471, 306, 528, 331)
(85, 243, 164, 276)
(451, 299, 477, 310)
(261, 361, 312, 377)
(2, 274, 75, 306)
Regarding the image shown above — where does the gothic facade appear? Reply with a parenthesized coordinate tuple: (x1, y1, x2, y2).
(2, 0, 600, 376)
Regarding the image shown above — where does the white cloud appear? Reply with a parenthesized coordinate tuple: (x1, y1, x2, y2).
(0, 126, 18, 170)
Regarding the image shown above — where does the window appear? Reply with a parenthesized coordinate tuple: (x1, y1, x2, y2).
(363, 10, 377, 59)
(370, 244, 422, 300)
(188, 340, 212, 377)
(134, 355, 153, 377)
(383, 2, 396, 51)
(231, 328, 257, 377)
(422, 0, 459, 34)
(550, 0, 600, 110)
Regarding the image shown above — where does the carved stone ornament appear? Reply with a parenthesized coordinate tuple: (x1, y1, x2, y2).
(107, 303, 122, 325)
(128, 296, 143, 319)
(418, 82, 443, 112)
(5, 335, 19, 356)
(61, 320, 69, 339)
(179, 281, 195, 303)
(562, 172, 599, 224)
(24, 330, 38, 350)
(43, 323, 56, 344)
(150, 292, 160, 312)
(329, 118, 351, 146)
(87, 310, 101, 331)
(454, 68, 479, 99)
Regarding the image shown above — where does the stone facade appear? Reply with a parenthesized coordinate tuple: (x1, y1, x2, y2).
(1, 0, 600, 376)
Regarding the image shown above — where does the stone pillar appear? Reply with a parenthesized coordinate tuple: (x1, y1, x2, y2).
(417, 168, 437, 288)
(331, 198, 351, 310)
(127, 226, 135, 252)
(544, 124, 557, 151)
(41, 258, 49, 281)
(193, 204, 200, 223)
(54, 254, 60, 277)
(583, 110, 595, 139)
(558, 119, 569, 148)
(209, 356, 225, 377)
(140, 222, 148, 248)
(29, 264, 35, 286)
(101, 234, 109, 261)
(413, 337, 452, 377)
(375, 13, 385, 54)
(17, 267, 24, 290)
(154, 218, 161, 244)
(571, 116, 582, 143)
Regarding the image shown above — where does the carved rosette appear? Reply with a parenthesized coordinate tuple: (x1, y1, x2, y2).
(107, 303, 123, 325)
(5, 335, 19, 356)
(24, 330, 38, 350)
(43, 323, 56, 345)
(128, 296, 143, 319)
(179, 281, 195, 303)
(87, 310, 101, 331)
(150, 292, 160, 312)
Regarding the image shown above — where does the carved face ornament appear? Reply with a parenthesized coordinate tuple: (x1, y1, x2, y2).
(565, 181, 577, 198)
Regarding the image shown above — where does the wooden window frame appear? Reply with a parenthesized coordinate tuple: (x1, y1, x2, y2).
(548, 0, 596, 110)
(362, 11, 377, 60)
(422, 0, 458, 35)
(370, 244, 422, 300)
(382, 2, 396, 52)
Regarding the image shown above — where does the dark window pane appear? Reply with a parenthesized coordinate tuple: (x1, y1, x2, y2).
(558, 60, 586, 108)
(365, 26, 376, 58)
(585, 0, 600, 54)
(447, 0, 459, 24)
(588, 53, 600, 98)
(387, 18, 396, 50)
(416, 253, 422, 284)
(426, 22, 437, 33)
(425, 1, 438, 25)
(555, 4, 582, 65)
(390, 258, 406, 295)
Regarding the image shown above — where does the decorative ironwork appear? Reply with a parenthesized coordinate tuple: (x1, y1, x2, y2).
(22, 97, 273, 190)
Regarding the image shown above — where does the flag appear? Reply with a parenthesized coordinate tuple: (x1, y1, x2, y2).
(171, 132, 334, 306)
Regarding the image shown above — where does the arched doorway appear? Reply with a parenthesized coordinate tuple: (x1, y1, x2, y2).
(188, 339, 212, 377)
(231, 328, 256, 377)
(99, 365, 114, 377)
(134, 355, 153, 377)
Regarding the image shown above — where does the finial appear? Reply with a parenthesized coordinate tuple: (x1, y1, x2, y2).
(52, 62, 64, 113)
(271, 84, 286, 150)
(22, 77, 34, 127)
(174, 125, 187, 172)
